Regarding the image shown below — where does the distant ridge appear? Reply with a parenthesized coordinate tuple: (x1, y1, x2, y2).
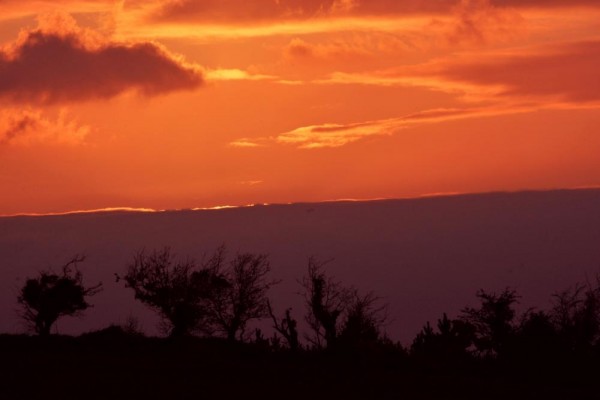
(3, 186, 600, 218)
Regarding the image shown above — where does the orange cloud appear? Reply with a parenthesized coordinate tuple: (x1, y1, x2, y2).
(432, 41, 600, 102)
(284, 37, 374, 60)
(151, 0, 355, 23)
(205, 68, 277, 82)
(275, 108, 500, 148)
(150, 0, 600, 23)
(0, 108, 90, 146)
(319, 40, 600, 104)
(0, 13, 203, 104)
(232, 107, 537, 149)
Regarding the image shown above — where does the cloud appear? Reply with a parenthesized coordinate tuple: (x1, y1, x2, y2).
(150, 0, 600, 23)
(232, 107, 530, 149)
(432, 41, 600, 103)
(150, 0, 352, 23)
(284, 37, 375, 60)
(229, 138, 267, 148)
(318, 40, 600, 104)
(445, 0, 524, 45)
(0, 108, 90, 146)
(233, 101, 600, 149)
(205, 68, 277, 82)
(0, 12, 203, 104)
(275, 108, 487, 148)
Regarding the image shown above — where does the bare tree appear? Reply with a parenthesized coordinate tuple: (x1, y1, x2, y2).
(120, 247, 227, 337)
(338, 290, 388, 347)
(267, 300, 299, 351)
(301, 258, 388, 349)
(208, 252, 277, 341)
(18, 255, 102, 336)
(551, 279, 600, 352)
(301, 257, 351, 348)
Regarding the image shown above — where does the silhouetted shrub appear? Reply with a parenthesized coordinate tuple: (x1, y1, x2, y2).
(301, 258, 387, 350)
(268, 301, 300, 351)
(18, 255, 102, 336)
(207, 252, 277, 341)
(550, 280, 600, 354)
(301, 258, 352, 348)
(338, 291, 387, 349)
(511, 310, 559, 365)
(460, 288, 519, 358)
(120, 247, 228, 337)
(411, 313, 474, 365)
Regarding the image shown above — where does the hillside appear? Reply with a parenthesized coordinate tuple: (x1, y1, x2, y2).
(1, 189, 600, 341)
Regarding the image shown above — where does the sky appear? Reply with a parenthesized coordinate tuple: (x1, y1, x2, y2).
(1, 0, 599, 215)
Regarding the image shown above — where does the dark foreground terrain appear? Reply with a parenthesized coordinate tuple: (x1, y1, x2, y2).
(2, 329, 599, 400)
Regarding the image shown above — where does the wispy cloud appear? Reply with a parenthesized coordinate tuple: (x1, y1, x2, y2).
(274, 108, 496, 148)
(232, 102, 600, 149)
(230, 107, 508, 149)
(0, 108, 90, 146)
(316, 39, 600, 104)
(148, 0, 600, 24)
(205, 69, 278, 82)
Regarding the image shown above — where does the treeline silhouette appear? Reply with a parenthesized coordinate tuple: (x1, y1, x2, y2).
(5, 246, 600, 399)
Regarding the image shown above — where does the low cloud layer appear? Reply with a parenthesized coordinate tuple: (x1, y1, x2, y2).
(0, 13, 203, 104)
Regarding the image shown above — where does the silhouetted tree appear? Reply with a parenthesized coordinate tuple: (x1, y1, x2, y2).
(207, 252, 277, 341)
(550, 280, 600, 353)
(460, 288, 519, 358)
(301, 258, 351, 348)
(511, 310, 559, 364)
(301, 258, 387, 350)
(338, 291, 388, 348)
(18, 255, 102, 336)
(120, 247, 228, 337)
(411, 313, 474, 364)
(268, 300, 299, 351)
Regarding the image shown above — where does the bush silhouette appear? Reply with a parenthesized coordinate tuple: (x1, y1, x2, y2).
(550, 281, 600, 354)
(268, 301, 300, 351)
(460, 288, 519, 358)
(411, 313, 474, 364)
(338, 291, 387, 349)
(120, 247, 228, 337)
(122, 247, 277, 340)
(18, 255, 102, 336)
(301, 258, 351, 348)
(207, 252, 277, 341)
(301, 258, 387, 349)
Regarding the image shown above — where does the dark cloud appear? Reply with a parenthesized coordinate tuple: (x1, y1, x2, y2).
(0, 15, 203, 104)
(0, 113, 37, 144)
(437, 41, 600, 102)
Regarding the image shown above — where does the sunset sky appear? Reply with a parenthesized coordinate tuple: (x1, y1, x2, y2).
(1, 0, 599, 215)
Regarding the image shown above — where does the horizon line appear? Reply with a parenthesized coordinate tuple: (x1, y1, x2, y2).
(2, 185, 600, 218)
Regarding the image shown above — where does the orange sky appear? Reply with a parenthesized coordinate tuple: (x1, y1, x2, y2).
(1, 0, 599, 215)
